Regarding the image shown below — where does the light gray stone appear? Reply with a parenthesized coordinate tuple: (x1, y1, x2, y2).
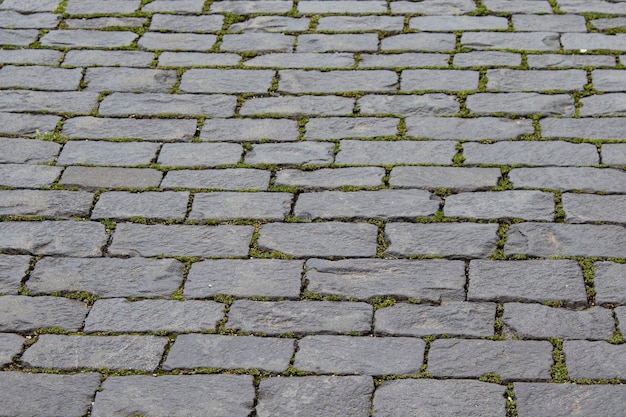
(381, 34, 456, 52)
(0, 0, 61, 12)
(189, 192, 292, 221)
(0, 164, 61, 188)
(595, 262, 626, 305)
(158, 143, 242, 167)
(99, 93, 237, 117)
(390, 166, 501, 191)
(221, 33, 294, 52)
(591, 17, 626, 30)
(0, 113, 60, 136)
(84, 67, 177, 93)
(527, 53, 616, 68)
(466, 93, 575, 116)
(593, 70, 626, 92)
(138, 32, 217, 51)
(406, 116, 534, 140)
(240, 95, 354, 116)
(317, 16, 403, 31)
(201, 118, 299, 142)
(59, 166, 163, 189)
(603, 144, 626, 166)
(0, 90, 99, 114)
(274, 167, 385, 188)
(580, 93, 626, 116)
(0, 65, 82, 91)
(161, 169, 270, 190)
(0, 28, 39, 45)
(299, 0, 387, 13)
(562, 33, 626, 51)
(0, 11, 60, 29)
(411, 15, 508, 31)
(297, 34, 379, 52)
(335, 140, 455, 165)
(0, 190, 93, 218)
(482, 0, 552, 13)
(563, 193, 626, 223)
(40, 29, 137, 48)
(357, 94, 460, 116)
(453, 51, 522, 67)
(402, 69, 479, 91)
(360, 53, 449, 68)
(65, 17, 146, 29)
(65, 0, 140, 14)
(486, 69, 587, 91)
(158, 52, 241, 67)
(462, 32, 560, 51)
(541, 117, 626, 140)
(151, 13, 223, 32)
(278, 70, 397, 93)
(391, 0, 476, 14)
(0, 255, 30, 294)
(63, 116, 196, 141)
(180, 69, 274, 93)
(230, 16, 309, 32)
(305, 117, 399, 140)
(463, 141, 599, 166)
(64, 50, 154, 67)
(210, 0, 293, 14)
(444, 191, 555, 220)
(513, 14, 587, 32)
(0, 333, 23, 366)
(0, 295, 89, 332)
(510, 167, 626, 192)
(564, 341, 626, 380)
(244, 142, 334, 165)
(0, 49, 62, 64)
(244, 52, 354, 68)
(142, 0, 203, 12)
(92, 191, 189, 220)
(558, 0, 626, 13)
(58, 140, 160, 167)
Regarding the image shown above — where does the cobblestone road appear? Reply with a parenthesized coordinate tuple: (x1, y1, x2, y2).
(0, 0, 625, 416)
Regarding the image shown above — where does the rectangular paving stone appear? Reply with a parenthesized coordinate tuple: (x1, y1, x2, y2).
(541, 117, 626, 140)
(406, 117, 534, 140)
(180, 69, 274, 94)
(40, 29, 138, 48)
(210, 0, 293, 14)
(109, 223, 254, 257)
(189, 192, 291, 221)
(593, 70, 626, 92)
(558, 0, 626, 14)
(562, 33, 626, 51)
(357, 94, 460, 116)
(58, 141, 159, 167)
(503, 303, 615, 340)
(603, 143, 626, 166)
(391, 0, 476, 14)
(60, 166, 163, 189)
(63, 50, 154, 67)
(138, 32, 217, 51)
(227, 300, 373, 335)
(99, 93, 236, 118)
(453, 51, 522, 67)
(466, 93, 575, 116)
(0, 164, 61, 188)
(0, 255, 30, 294)
(306, 258, 466, 302)
(0, 91, 98, 114)
(592, 17, 626, 30)
(317, 16, 403, 31)
(486, 69, 587, 91)
(428, 339, 553, 381)
(158, 52, 241, 67)
(278, 70, 397, 93)
(506, 223, 626, 258)
(158, 143, 243, 167)
(0, 0, 60, 12)
(390, 166, 501, 191)
(274, 167, 385, 188)
(0, 221, 107, 257)
(0, 49, 62, 64)
(513, 14, 587, 32)
(221, 33, 294, 52)
(84, 67, 177, 93)
(0, 11, 60, 29)
(92, 375, 254, 417)
(142, 0, 204, 12)
(0, 190, 93, 218)
(297, 34, 379, 52)
(444, 190, 555, 220)
(92, 191, 189, 220)
(230, 16, 310, 33)
(161, 169, 270, 190)
(461, 32, 560, 51)
(0, 372, 101, 417)
(65, 17, 146, 29)
(185, 259, 303, 299)
(305, 117, 399, 140)
(411, 15, 508, 31)
(0, 113, 60, 136)
(29, 257, 183, 298)
(0, 333, 24, 366)
(0, 28, 39, 46)
(201, 118, 299, 142)
(580, 93, 626, 116)
(63, 116, 196, 141)
(373, 379, 506, 417)
(468, 260, 588, 307)
(65, 0, 140, 14)
(21, 335, 167, 371)
(299, 0, 387, 13)
(385, 222, 499, 258)
(401, 69, 479, 91)
(244, 142, 334, 165)
(527, 53, 616, 68)
(0, 65, 82, 91)
(463, 141, 599, 166)
(295, 190, 440, 220)
(563, 193, 626, 224)
(375, 302, 496, 337)
(564, 341, 626, 380)
(617, 306, 626, 334)
(0, 138, 59, 164)
(150, 13, 224, 32)
(595, 262, 626, 305)
(359, 53, 450, 68)
(335, 140, 456, 165)
(84, 299, 225, 333)
(295, 336, 424, 375)
(509, 167, 626, 192)
(0, 295, 89, 332)
(240, 95, 354, 116)
(244, 52, 354, 68)
(163, 334, 294, 372)
(258, 222, 378, 258)
(381, 34, 456, 52)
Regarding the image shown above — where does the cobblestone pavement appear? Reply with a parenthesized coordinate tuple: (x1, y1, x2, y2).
(0, 0, 625, 416)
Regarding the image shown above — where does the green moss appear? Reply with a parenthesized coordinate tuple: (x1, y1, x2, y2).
(549, 338, 570, 383)
(370, 296, 396, 310)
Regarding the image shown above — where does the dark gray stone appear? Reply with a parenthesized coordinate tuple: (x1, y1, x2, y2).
(63, 116, 196, 141)
(486, 69, 587, 92)
(65, 0, 140, 14)
(391, 0, 476, 14)
(0, 112, 60, 136)
(63, 50, 153, 67)
(0, 333, 23, 366)
(0, 0, 60, 12)
(189, 192, 292, 221)
(29, 257, 183, 298)
(40, 29, 137, 48)
(541, 117, 626, 140)
(0, 65, 82, 90)
(230, 16, 309, 32)
(221, 33, 294, 52)
(401, 70, 479, 91)
(510, 167, 626, 192)
(240, 95, 354, 116)
(158, 143, 242, 167)
(158, 52, 241, 67)
(60, 166, 163, 189)
(580, 93, 626, 116)
(258, 222, 378, 257)
(466, 93, 575, 116)
(463, 141, 599, 166)
(444, 191, 555, 220)
(564, 341, 626, 380)
(468, 260, 588, 307)
(317, 16, 403, 31)
(180, 69, 274, 93)
(410, 15, 508, 31)
(405, 116, 534, 140)
(0, 138, 60, 164)
(603, 144, 626, 166)
(0, 90, 99, 114)
(0, 49, 62, 64)
(244, 52, 354, 68)
(593, 70, 626, 92)
(151, 13, 223, 32)
(357, 94, 460, 116)
(108, 223, 254, 257)
(210, 0, 292, 14)
(163, 334, 294, 372)
(305, 258, 466, 302)
(227, 300, 372, 335)
(305, 117, 399, 140)
(84, 67, 177, 93)
(142, 0, 204, 12)
(335, 140, 455, 165)
(138, 32, 217, 51)
(562, 33, 626, 51)
(22, 335, 167, 371)
(0, 295, 89, 332)
(0, 164, 61, 188)
(84, 299, 224, 333)
(99, 92, 237, 117)
(299, 0, 387, 13)
(92, 375, 254, 417)
(375, 302, 496, 337)
(161, 169, 270, 190)
(381, 34, 456, 52)
(359, 53, 450, 68)
(185, 259, 303, 299)
(201, 118, 299, 142)
(274, 167, 385, 188)
(58, 141, 160, 166)
(295, 336, 424, 375)
(65, 17, 146, 29)
(0, 255, 30, 294)
(0, 11, 60, 28)
(428, 339, 553, 381)
(513, 14, 587, 32)
(0, 28, 39, 46)
(462, 32, 560, 50)
(297, 34, 379, 52)
(595, 262, 626, 305)
(453, 51, 522, 67)
(527, 54, 616, 68)
(92, 191, 189, 220)
(563, 193, 626, 223)
(278, 70, 397, 93)
(244, 142, 334, 165)
(0, 190, 93, 218)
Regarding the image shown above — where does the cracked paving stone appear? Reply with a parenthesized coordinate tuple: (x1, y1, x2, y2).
(0, 333, 24, 366)
(0, 295, 89, 332)
(0, 254, 30, 294)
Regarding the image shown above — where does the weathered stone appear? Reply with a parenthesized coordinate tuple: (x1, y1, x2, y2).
(0, 255, 30, 294)
(0, 28, 39, 46)
(462, 32, 560, 50)
(65, 17, 146, 29)
(593, 70, 626, 92)
(483, 0, 552, 13)
(390, 167, 501, 191)
(0, 164, 61, 188)
(63, 50, 153, 67)
(0, 65, 82, 91)
(230, 16, 309, 32)
(258, 222, 378, 257)
(92, 191, 189, 220)
(240, 95, 354, 116)
(84, 299, 224, 333)
(151, 13, 223, 32)
(513, 14, 587, 32)
(274, 167, 385, 188)
(305, 117, 399, 140)
(381, 34, 456, 51)
(603, 144, 626, 166)
(189, 192, 291, 221)
(0, 333, 23, 366)
(559, 0, 626, 14)
(453, 51, 522, 67)
(158, 52, 241, 67)
(375, 302, 496, 337)
(244, 52, 354, 68)
(0, 90, 99, 114)
(163, 334, 294, 372)
(357, 94, 460, 116)
(467, 93, 575, 116)
(0, 113, 60, 136)
(244, 142, 334, 165)
(486, 69, 587, 92)
(180, 69, 274, 93)
(406, 117, 534, 140)
(541, 118, 626, 140)
(595, 262, 626, 305)
(562, 33, 626, 51)
(297, 34, 379, 52)
(63, 116, 196, 141)
(85, 67, 177, 93)
(21, 335, 167, 371)
(138, 32, 217, 51)
(0, 11, 60, 29)
(58, 141, 160, 166)
(305, 258, 466, 302)
(210, 0, 293, 14)
(564, 341, 626, 380)
(0, 295, 89, 332)
(411, 15, 508, 31)
(0, 190, 93, 218)
(360, 53, 449, 68)
(391, 0, 476, 14)
(444, 191, 555, 220)
(279, 70, 397, 93)
(528, 53, 616, 68)
(580, 93, 626, 116)
(158, 143, 242, 167)
(40, 29, 137, 48)
(317, 16, 403, 31)
(142, 0, 204, 13)
(0, 0, 61, 12)
(108, 223, 253, 257)
(185, 259, 303, 299)
(99, 93, 237, 117)
(300, 0, 386, 13)
(161, 169, 270, 190)
(335, 140, 455, 165)
(463, 141, 599, 166)
(402, 69, 479, 91)
(618, 307, 626, 333)
(591, 17, 626, 30)
(201, 118, 299, 142)
(221, 33, 294, 52)
(563, 193, 626, 223)
(227, 300, 372, 335)
(60, 166, 163, 190)
(0, 49, 62, 64)
(65, 0, 140, 14)
(513, 167, 626, 192)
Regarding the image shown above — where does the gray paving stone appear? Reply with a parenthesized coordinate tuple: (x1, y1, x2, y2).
(0, 255, 30, 294)
(482, 0, 552, 13)
(580, 93, 626, 116)
(230, 16, 310, 32)
(401, 69, 479, 91)
(92, 191, 189, 220)
(0, 11, 60, 28)
(297, 34, 379, 52)
(411, 16, 508, 31)
(305, 118, 399, 140)
(357, 94, 460, 116)
(463, 141, 599, 166)
(428, 339, 553, 381)
(295, 189, 440, 220)
(0, 190, 93, 218)
(84, 299, 224, 333)
(466, 93, 575, 116)
(221, 33, 294, 52)
(591, 17, 626, 30)
(559, 0, 626, 14)
(317, 16, 403, 32)
(62, 50, 154, 67)
(375, 302, 496, 337)
(527, 53, 616, 68)
(461, 32, 560, 51)
(158, 143, 243, 167)
(593, 70, 626, 92)
(541, 117, 626, 140)
(227, 300, 373, 335)
(161, 169, 270, 190)
(506, 222, 626, 258)
(108, 223, 254, 257)
(244, 142, 334, 165)
(0, 0, 60, 12)
(618, 306, 626, 333)
(563, 193, 626, 224)
(65, 0, 140, 14)
(60, 166, 162, 189)
(0, 164, 61, 188)
(158, 52, 241, 67)
(142, 0, 204, 12)
(65, 17, 146, 29)
(299, 0, 387, 13)
(381, 34, 456, 52)
(385, 222, 499, 258)
(562, 33, 626, 51)
(405, 117, 534, 140)
(92, 375, 254, 417)
(564, 341, 626, 380)
(58, 140, 160, 166)
(29, 257, 183, 298)
(468, 260, 588, 307)
(0, 372, 101, 417)
(503, 303, 615, 340)
(210, 0, 293, 14)
(390, 166, 501, 191)
(595, 262, 626, 305)
(295, 336, 425, 375)
(359, 53, 450, 68)
(258, 222, 378, 257)
(305, 258, 466, 302)
(22, 335, 167, 371)
(0, 90, 98, 114)
(189, 192, 291, 221)
(201, 118, 299, 142)
(0, 65, 81, 91)
(444, 191, 555, 220)
(151, 13, 223, 32)
(274, 167, 385, 188)
(138, 32, 217, 51)
(0, 138, 59, 164)
(602, 143, 626, 166)
(391, 0, 476, 14)
(0, 295, 89, 332)
(84, 67, 177, 93)
(244, 52, 354, 68)
(0, 333, 23, 366)
(63, 116, 196, 141)
(40, 29, 137, 48)
(180, 69, 274, 94)
(0, 49, 62, 64)
(279, 70, 397, 93)
(373, 379, 506, 417)
(0, 113, 60, 136)
(240, 95, 354, 116)
(257, 375, 373, 417)
(99, 91, 234, 117)
(163, 334, 294, 372)
(515, 383, 626, 417)
(509, 167, 626, 192)
(453, 51, 522, 67)
(0, 28, 39, 46)
(486, 69, 587, 92)
(185, 259, 303, 299)
(513, 14, 587, 32)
